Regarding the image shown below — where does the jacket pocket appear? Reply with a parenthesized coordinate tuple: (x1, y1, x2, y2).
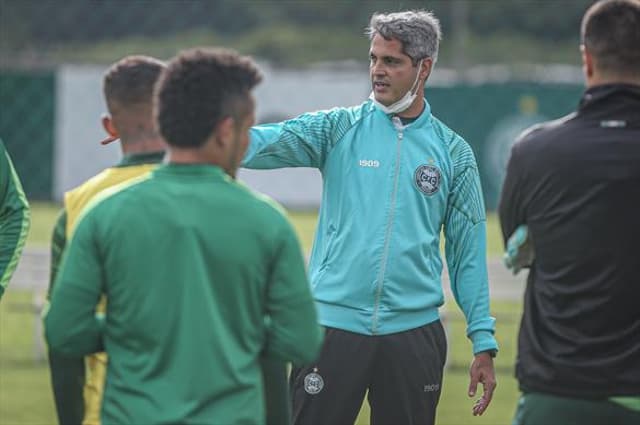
(317, 224, 337, 275)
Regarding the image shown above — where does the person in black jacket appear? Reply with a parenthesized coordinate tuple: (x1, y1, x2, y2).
(499, 1, 640, 424)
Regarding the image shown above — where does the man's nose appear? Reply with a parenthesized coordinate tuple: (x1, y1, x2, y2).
(371, 62, 386, 76)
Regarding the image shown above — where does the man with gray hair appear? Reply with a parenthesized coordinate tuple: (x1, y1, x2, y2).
(244, 10, 498, 424)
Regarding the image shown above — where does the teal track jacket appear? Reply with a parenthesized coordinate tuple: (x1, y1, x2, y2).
(244, 99, 497, 355)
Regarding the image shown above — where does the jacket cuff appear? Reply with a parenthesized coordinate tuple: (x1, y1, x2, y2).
(469, 330, 499, 355)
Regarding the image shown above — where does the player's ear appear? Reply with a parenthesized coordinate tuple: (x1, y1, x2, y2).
(581, 45, 595, 79)
(420, 57, 433, 81)
(102, 113, 119, 138)
(215, 116, 234, 148)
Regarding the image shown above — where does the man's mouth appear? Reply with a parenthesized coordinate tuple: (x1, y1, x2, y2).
(373, 81, 389, 91)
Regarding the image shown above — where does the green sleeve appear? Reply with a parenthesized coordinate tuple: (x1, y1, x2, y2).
(263, 218, 323, 365)
(48, 210, 67, 300)
(48, 350, 85, 425)
(261, 356, 291, 425)
(45, 209, 104, 356)
(45, 208, 86, 425)
(0, 139, 31, 299)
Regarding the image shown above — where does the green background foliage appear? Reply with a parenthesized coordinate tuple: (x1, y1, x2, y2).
(1, 0, 595, 67)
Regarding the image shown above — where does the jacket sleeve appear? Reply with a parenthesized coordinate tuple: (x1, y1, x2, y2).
(263, 216, 323, 365)
(47, 210, 67, 300)
(498, 141, 527, 246)
(243, 107, 355, 170)
(443, 138, 498, 355)
(261, 356, 291, 425)
(45, 210, 105, 356)
(45, 208, 86, 425)
(0, 140, 31, 300)
(48, 348, 86, 425)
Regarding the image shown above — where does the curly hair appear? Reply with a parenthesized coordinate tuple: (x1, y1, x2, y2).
(155, 47, 262, 148)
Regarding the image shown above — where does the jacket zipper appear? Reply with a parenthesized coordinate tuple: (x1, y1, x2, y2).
(371, 117, 404, 334)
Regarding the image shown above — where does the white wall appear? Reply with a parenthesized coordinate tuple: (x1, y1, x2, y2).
(54, 65, 121, 200)
(54, 63, 370, 208)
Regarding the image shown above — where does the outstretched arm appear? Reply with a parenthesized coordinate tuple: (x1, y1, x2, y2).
(243, 107, 356, 170)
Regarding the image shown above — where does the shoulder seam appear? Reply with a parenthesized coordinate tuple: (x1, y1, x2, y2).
(332, 103, 376, 151)
(75, 173, 153, 224)
(319, 104, 375, 172)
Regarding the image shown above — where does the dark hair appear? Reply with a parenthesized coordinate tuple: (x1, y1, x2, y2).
(155, 47, 262, 148)
(581, 0, 640, 77)
(103, 55, 166, 113)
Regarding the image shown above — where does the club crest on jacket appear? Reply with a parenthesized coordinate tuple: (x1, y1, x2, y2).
(414, 165, 441, 195)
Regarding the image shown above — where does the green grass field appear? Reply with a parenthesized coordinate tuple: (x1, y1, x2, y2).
(0, 203, 520, 425)
(24, 202, 505, 255)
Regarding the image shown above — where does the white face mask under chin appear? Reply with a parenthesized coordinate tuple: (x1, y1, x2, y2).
(370, 59, 423, 115)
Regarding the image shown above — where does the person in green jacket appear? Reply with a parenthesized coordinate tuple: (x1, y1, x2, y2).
(47, 55, 167, 425)
(0, 138, 30, 300)
(45, 47, 323, 425)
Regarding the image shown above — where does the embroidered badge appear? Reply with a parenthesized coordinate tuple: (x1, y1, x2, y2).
(414, 165, 441, 195)
(303, 368, 324, 395)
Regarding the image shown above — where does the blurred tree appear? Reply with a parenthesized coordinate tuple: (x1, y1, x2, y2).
(468, 0, 592, 41)
(0, 0, 596, 66)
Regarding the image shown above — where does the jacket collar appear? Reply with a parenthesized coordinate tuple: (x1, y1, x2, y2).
(579, 83, 640, 110)
(115, 151, 165, 167)
(369, 97, 433, 128)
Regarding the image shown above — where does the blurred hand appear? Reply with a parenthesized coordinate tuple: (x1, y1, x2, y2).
(468, 351, 497, 416)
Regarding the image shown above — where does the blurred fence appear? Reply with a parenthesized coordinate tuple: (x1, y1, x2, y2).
(0, 70, 55, 199)
(0, 0, 585, 209)
(1, 66, 583, 208)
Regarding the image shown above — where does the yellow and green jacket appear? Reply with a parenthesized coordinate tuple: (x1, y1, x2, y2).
(47, 151, 163, 425)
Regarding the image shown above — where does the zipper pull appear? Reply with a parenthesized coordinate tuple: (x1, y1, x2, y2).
(391, 115, 403, 130)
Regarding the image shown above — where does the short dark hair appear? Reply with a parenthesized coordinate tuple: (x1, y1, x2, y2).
(155, 47, 262, 148)
(103, 55, 166, 114)
(581, 0, 640, 77)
